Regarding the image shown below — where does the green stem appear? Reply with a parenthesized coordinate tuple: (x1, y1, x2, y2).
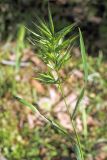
(58, 78, 84, 160)
(72, 119, 84, 160)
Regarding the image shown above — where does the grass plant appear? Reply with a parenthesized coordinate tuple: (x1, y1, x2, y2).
(15, 6, 88, 160)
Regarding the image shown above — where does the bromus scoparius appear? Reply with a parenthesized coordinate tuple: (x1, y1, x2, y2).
(15, 6, 88, 160)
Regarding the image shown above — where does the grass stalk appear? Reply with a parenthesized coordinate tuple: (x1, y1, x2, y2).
(58, 78, 84, 160)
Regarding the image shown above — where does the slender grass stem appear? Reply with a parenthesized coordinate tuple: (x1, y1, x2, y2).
(57, 75, 84, 160)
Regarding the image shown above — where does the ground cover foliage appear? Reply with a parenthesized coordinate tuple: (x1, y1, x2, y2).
(0, 1, 107, 160)
(0, 38, 107, 159)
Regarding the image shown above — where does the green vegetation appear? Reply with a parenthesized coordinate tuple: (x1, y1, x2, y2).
(0, 3, 107, 160)
(0, 50, 107, 159)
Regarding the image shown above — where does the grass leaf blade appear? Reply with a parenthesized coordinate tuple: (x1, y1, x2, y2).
(71, 88, 85, 120)
(79, 28, 88, 84)
(14, 96, 37, 112)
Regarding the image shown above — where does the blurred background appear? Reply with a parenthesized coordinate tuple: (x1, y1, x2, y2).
(0, 0, 107, 160)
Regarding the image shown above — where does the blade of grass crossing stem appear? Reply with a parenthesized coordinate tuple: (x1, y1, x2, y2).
(71, 88, 84, 120)
(79, 28, 88, 84)
(14, 96, 73, 138)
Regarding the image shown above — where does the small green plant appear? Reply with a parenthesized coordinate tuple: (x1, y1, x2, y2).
(15, 7, 88, 160)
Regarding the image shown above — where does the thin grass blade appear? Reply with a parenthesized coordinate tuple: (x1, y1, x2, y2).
(16, 25, 26, 71)
(25, 27, 42, 39)
(15, 96, 38, 113)
(71, 88, 84, 120)
(32, 21, 52, 38)
(79, 28, 88, 84)
(56, 23, 76, 41)
(35, 15, 51, 34)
